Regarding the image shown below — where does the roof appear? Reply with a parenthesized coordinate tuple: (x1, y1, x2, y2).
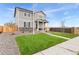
(35, 11, 46, 16)
(35, 19, 48, 23)
(14, 7, 33, 17)
(14, 7, 46, 17)
(43, 20, 48, 23)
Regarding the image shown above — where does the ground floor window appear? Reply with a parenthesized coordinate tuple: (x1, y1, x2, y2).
(28, 22, 30, 28)
(24, 22, 26, 27)
(24, 22, 31, 28)
(36, 22, 37, 29)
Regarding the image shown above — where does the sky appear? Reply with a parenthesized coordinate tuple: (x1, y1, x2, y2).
(0, 3, 79, 27)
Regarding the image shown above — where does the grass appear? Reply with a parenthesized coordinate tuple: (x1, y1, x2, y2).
(50, 32, 78, 38)
(16, 33, 66, 55)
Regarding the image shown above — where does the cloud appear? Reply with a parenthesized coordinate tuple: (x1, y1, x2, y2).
(0, 7, 17, 24)
(45, 7, 64, 13)
(32, 3, 39, 11)
(63, 15, 78, 20)
(44, 7, 65, 21)
(45, 4, 79, 14)
(65, 16, 79, 27)
(74, 3, 79, 8)
(48, 19, 61, 27)
(63, 16, 72, 20)
(34, 3, 38, 7)
(7, 8, 14, 17)
(7, 8, 14, 12)
(64, 11, 69, 16)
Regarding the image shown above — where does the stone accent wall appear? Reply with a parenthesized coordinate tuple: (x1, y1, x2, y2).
(18, 27, 33, 32)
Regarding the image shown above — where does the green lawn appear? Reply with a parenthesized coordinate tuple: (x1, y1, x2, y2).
(50, 32, 78, 38)
(16, 33, 66, 55)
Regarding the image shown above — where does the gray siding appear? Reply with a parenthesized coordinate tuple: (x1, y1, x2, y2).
(15, 9, 34, 28)
(15, 8, 47, 30)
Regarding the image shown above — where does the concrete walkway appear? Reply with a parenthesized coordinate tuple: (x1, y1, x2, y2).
(43, 32, 70, 39)
(34, 36, 79, 55)
(0, 32, 31, 55)
(0, 33, 20, 55)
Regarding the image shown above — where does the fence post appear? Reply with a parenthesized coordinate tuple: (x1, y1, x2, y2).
(72, 27, 75, 34)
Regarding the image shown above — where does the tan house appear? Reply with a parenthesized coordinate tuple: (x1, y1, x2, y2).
(14, 7, 49, 32)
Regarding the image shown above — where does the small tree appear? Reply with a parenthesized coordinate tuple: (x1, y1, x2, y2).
(61, 20, 65, 33)
(4, 22, 15, 27)
(4, 22, 16, 35)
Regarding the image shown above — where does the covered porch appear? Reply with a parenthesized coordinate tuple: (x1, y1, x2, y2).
(35, 19, 48, 32)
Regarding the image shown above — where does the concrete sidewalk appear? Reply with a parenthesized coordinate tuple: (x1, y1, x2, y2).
(43, 32, 70, 40)
(34, 36, 79, 55)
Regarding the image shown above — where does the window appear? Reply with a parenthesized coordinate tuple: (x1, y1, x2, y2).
(27, 13, 30, 17)
(36, 22, 37, 29)
(24, 22, 26, 27)
(28, 22, 30, 28)
(24, 13, 26, 16)
(28, 13, 30, 17)
(39, 15, 43, 19)
(24, 12, 31, 17)
(24, 22, 30, 28)
(26, 22, 28, 28)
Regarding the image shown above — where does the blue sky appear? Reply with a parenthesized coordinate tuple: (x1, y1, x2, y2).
(0, 3, 79, 27)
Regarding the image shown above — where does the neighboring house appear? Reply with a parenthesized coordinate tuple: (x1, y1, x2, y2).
(14, 7, 49, 32)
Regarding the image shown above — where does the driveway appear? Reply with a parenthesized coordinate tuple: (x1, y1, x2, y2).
(0, 32, 20, 55)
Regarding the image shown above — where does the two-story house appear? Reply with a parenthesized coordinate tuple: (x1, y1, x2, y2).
(14, 7, 49, 32)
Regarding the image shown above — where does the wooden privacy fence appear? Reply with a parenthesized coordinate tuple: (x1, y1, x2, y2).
(49, 27, 79, 35)
(74, 27, 79, 35)
(3, 25, 17, 32)
(50, 27, 74, 33)
(0, 26, 3, 33)
(0, 25, 17, 32)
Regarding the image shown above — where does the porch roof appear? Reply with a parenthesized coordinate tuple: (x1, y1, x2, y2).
(35, 19, 48, 23)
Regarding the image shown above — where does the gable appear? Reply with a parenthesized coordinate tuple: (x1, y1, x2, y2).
(40, 11, 46, 16)
(14, 7, 33, 17)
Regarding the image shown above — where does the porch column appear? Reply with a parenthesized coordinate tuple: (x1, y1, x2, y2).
(37, 21, 39, 31)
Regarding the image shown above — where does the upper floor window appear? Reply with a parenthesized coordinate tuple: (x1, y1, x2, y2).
(24, 13, 26, 16)
(24, 12, 30, 17)
(39, 15, 43, 20)
(39, 15, 42, 18)
(28, 13, 30, 17)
